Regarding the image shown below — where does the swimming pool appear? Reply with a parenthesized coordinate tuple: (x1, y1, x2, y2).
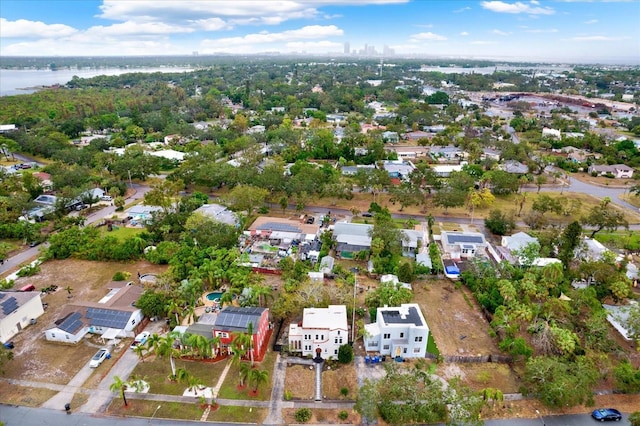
(206, 292, 223, 302)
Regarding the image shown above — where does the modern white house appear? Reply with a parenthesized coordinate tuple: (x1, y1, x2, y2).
(587, 164, 634, 179)
(440, 231, 487, 260)
(44, 283, 144, 344)
(288, 305, 348, 360)
(364, 303, 430, 359)
(0, 291, 45, 344)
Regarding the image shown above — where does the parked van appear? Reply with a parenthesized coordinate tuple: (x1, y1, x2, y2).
(20, 284, 36, 292)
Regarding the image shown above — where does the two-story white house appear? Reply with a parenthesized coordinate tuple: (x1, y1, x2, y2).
(288, 305, 348, 360)
(364, 303, 429, 359)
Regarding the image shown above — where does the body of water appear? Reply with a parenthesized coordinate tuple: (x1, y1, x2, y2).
(416, 65, 573, 75)
(0, 67, 195, 96)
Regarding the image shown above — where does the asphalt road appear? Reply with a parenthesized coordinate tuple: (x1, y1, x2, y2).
(1, 403, 631, 426)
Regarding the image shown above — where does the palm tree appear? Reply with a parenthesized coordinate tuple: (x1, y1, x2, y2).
(110, 375, 129, 406)
(145, 333, 162, 353)
(249, 283, 272, 308)
(250, 368, 269, 394)
(175, 367, 190, 383)
(246, 322, 255, 366)
(133, 343, 146, 362)
(238, 362, 251, 388)
(156, 332, 180, 378)
(65, 286, 73, 299)
(187, 374, 205, 395)
(166, 300, 181, 326)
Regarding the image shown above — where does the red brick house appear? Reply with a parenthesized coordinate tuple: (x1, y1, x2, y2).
(213, 306, 270, 361)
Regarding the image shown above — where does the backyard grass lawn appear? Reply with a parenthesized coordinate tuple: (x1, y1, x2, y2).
(129, 355, 229, 395)
(0, 385, 57, 407)
(100, 226, 144, 241)
(208, 406, 267, 423)
(106, 399, 203, 421)
(217, 350, 276, 400)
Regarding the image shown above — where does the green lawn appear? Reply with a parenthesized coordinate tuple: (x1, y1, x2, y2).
(100, 226, 144, 241)
(129, 356, 229, 395)
(217, 350, 276, 401)
(208, 405, 267, 423)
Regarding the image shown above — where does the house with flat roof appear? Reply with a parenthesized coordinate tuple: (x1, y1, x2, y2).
(440, 231, 487, 260)
(364, 303, 429, 359)
(288, 305, 348, 360)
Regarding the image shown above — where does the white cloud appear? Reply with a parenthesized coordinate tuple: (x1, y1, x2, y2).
(471, 40, 497, 45)
(584, 19, 598, 24)
(202, 25, 343, 48)
(481, 1, 555, 15)
(491, 29, 511, 36)
(97, 0, 409, 26)
(409, 32, 447, 41)
(460, 31, 469, 36)
(0, 18, 78, 38)
(84, 21, 195, 37)
(285, 40, 343, 51)
(453, 6, 471, 13)
(570, 35, 630, 41)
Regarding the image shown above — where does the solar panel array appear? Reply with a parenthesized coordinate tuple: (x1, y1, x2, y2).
(215, 307, 264, 332)
(447, 234, 484, 244)
(59, 312, 84, 333)
(1, 297, 18, 315)
(258, 222, 302, 233)
(0, 293, 5, 300)
(86, 307, 131, 329)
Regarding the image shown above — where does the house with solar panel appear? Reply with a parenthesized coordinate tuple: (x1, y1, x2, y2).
(332, 222, 425, 259)
(0, 291, 45, 344)
(212, 306, 270, 361)
(439, 231, 487, 260)
(363, 303, 429, 359)
(44, 283, 144, 344)
(288, 305, 348, 360)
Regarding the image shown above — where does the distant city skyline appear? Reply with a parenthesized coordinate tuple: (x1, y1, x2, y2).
(1, 1, 639, 64)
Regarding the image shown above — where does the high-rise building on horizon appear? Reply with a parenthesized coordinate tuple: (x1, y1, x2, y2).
(344, 42, 350, 55)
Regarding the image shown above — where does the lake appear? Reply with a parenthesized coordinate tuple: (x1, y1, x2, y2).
(0, 67, 195, 96)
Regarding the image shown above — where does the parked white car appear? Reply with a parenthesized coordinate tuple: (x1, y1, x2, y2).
(101, 195, 113, 202)
(89, 348, 110, 368)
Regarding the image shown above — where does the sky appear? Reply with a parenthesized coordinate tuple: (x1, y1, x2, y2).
(1, 0, 639, 64)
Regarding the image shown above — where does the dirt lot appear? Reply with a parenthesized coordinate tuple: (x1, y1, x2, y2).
(284, 362, 358, 400)
(1, 258, 167, 386)
(414, 278, 500, 357)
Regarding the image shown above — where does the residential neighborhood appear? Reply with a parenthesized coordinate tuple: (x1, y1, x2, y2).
(1, 55, 640, 425)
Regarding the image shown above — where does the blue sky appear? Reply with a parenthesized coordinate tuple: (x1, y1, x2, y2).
(1, 1, 638, 64)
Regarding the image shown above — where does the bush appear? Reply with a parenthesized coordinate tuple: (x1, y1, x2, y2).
(629, 411, 640, 426)
(112, 271, 131, 281)
(337, 344, 354, 364)
(284, 390, 292, 401)
(338, 410, 349, 420)
(340, 387, 349, 397)
(295, 408, 312, 423)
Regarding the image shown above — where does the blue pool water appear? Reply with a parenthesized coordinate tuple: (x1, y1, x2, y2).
(206, 292, 222, 302)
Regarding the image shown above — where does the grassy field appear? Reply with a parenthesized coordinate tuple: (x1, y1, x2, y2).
(99, 225, 145, 241)
(217, 350, 276, 400)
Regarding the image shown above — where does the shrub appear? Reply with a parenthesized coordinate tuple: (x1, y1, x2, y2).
(112, 271, 131, 281)
(295, 408, 312, 423)
(338, 410, 349, 420)
(340, 387, 349, 397)
(337, 344, 354, 364)
(17, 263, 40, 277)
(284, 390, 292, 401)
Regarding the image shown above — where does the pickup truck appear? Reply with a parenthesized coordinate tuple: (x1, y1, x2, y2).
(130, 331, 150, 349)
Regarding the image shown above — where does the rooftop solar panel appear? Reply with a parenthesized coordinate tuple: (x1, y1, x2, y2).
(1, 297, 18, 315)
(0, 293, 5, 300)
(447, 234, 484, 244)
(86, 307, 131, 329)
(59, 312, 84, 333)
(257, 222, 302, 233)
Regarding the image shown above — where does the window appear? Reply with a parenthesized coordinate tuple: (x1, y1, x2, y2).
(339, 338, 342, 344)
(51, 333, 56, 338)
(321, 335, 324, 340)
(315, 334, 319, 340)
(383, 345, 389, 350)
(400, 332, 404, 338)
(335, 338, 338, 344)
(403, 348, 407, 354)
(66, 335, 69, 340)
(337, 330, 340, 335)
(334, 349, 338, 355)
(369, 341, 378, 347)
(413, 347, 421, 353)
(415, 336, 423, 342)
(383, 333, 390, 339)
